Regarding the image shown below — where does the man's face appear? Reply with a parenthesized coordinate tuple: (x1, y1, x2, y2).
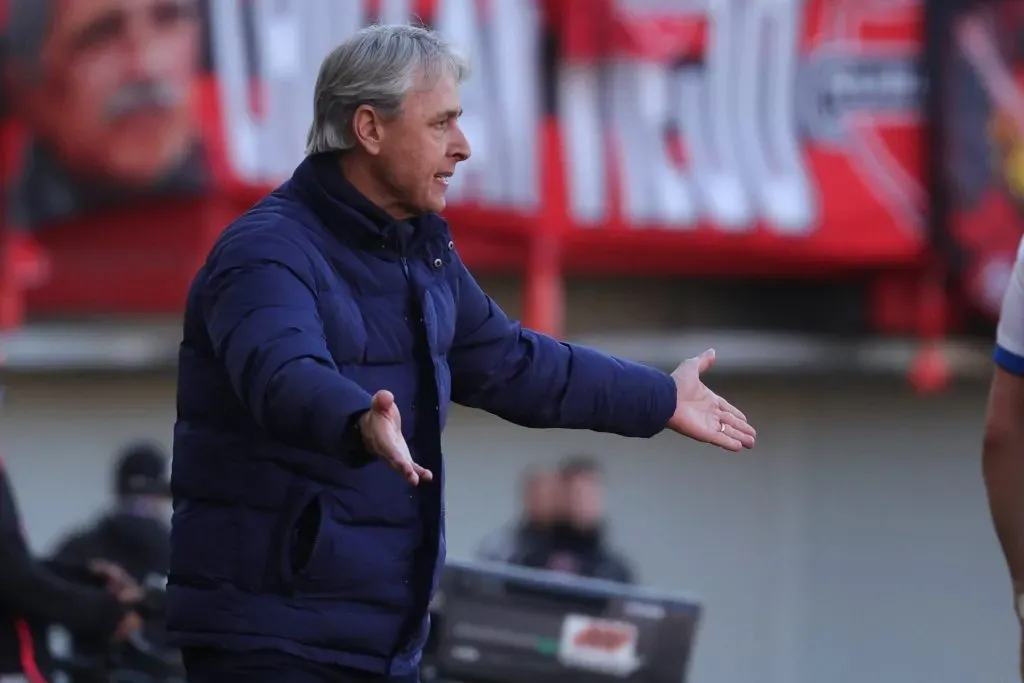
(16, 0, 200, 183)
(124, 493, 173, 525)
(524, 472, 563, 524)
(373, 71, 471, 216)
(566, 472, 606, 530)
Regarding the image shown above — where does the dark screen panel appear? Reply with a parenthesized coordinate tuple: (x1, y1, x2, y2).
(429, 561, 701, 683)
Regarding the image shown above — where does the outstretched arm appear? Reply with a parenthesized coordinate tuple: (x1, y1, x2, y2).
(447, 259, 676, 438)
(448, 254, 755, 450)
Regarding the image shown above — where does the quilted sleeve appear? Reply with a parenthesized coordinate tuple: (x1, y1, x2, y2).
(447, 257, 676, 438)
(202, 223, 373, 459)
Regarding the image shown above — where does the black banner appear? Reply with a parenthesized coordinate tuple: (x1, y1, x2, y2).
(931, 0, 1024, 321)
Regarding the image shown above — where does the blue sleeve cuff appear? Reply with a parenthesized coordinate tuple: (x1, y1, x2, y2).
(564, 345, 677, 438)
(649, 370, 678, 436)
(995, 344, 1024, 376)
(264, 358, 373, 460)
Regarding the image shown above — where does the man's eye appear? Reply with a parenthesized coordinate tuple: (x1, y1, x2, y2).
(435, 121, 449, 130)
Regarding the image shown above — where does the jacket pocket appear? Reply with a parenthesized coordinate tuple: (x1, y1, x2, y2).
(290, 505, 416, 603)
(276, 484, 323, 588)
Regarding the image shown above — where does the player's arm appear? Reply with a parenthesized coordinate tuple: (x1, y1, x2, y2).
(984, 368, 1024, 592)
(983, 242, 1024, 637)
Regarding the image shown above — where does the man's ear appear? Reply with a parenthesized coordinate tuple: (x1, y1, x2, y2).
(352, 104, 383, 156)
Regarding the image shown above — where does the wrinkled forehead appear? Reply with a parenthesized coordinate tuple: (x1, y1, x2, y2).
(402, 69, 462, 116)
(5, 0, 199, 67)
(52, 0, 197, 45)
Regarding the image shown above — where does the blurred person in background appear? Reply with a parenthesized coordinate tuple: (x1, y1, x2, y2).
(476, 467, 563, 565)
(521, 457, 634, 584)
(51, 442, 172, 588)
(49, 443, 173, 683)
(0, 0, 209, 230)
(170, 23, 755, 683)
(983, 234, 1024, 681)
(0, 454, 141, 681)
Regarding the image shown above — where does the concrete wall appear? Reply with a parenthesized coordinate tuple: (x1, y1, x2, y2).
(0, 371, 1014, 683)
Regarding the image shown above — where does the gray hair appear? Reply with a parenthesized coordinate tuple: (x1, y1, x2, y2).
(305, 23, 470, 156)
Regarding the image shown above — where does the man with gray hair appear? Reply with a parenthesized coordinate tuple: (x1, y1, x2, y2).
(169, 22, 755, 683)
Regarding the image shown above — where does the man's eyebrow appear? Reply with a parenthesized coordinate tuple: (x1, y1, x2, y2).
(438, 108, 463, 119)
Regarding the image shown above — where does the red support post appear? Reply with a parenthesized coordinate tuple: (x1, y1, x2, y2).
(908, 261, 951, 394)
(523, 230, 564, 338)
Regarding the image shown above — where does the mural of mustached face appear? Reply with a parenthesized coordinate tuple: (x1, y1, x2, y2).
(12, 0, 201, 183)
(2, 0, 207, 227)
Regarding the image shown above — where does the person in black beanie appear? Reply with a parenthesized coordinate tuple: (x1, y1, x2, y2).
(49, 442, 174, 670)
(52, 442, 172, 587)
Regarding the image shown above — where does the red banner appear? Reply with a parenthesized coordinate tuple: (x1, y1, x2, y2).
(548, 0, 926, 273)
(0, 0, 928, 319)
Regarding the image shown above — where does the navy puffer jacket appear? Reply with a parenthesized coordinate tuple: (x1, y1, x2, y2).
(167, 153, 677, 676)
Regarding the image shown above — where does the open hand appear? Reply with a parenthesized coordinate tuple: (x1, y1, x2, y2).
(667, 349, 756, 451)
(359, 390, 434, 485)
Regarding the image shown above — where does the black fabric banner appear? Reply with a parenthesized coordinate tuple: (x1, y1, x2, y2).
(931, 0, 1024, 321)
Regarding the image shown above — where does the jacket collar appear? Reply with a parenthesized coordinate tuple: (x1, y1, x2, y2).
(287, 153, 445, 253)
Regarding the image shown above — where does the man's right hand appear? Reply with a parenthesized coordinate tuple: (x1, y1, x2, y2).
(358, 390, 433, 485)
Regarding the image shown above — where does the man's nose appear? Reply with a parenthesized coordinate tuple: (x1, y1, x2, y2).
(122, 17, 172, 80)
(450, 125, 471, 162)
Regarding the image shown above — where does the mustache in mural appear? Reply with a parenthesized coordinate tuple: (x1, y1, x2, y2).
(105, 80, 185, 123)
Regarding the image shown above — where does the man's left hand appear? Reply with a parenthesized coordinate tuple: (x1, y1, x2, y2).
(667, 349, 756, 451)
(89, 560, 143, 603)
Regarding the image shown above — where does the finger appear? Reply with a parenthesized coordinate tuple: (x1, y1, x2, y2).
(720, 409, 755, 438)
(397, 458, 420, 486)
(720, 416, 756, 448)
(371, 390, 396, 414)
(387, 438, 422, 485)
(715, 394, 747, 422)
(706, 430, 745, 452)
(413, 463, 434, 482)
(694, 348, 716, 373)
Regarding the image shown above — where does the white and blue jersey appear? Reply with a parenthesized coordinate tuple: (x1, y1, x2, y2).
(995, 237, 1024, 376)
